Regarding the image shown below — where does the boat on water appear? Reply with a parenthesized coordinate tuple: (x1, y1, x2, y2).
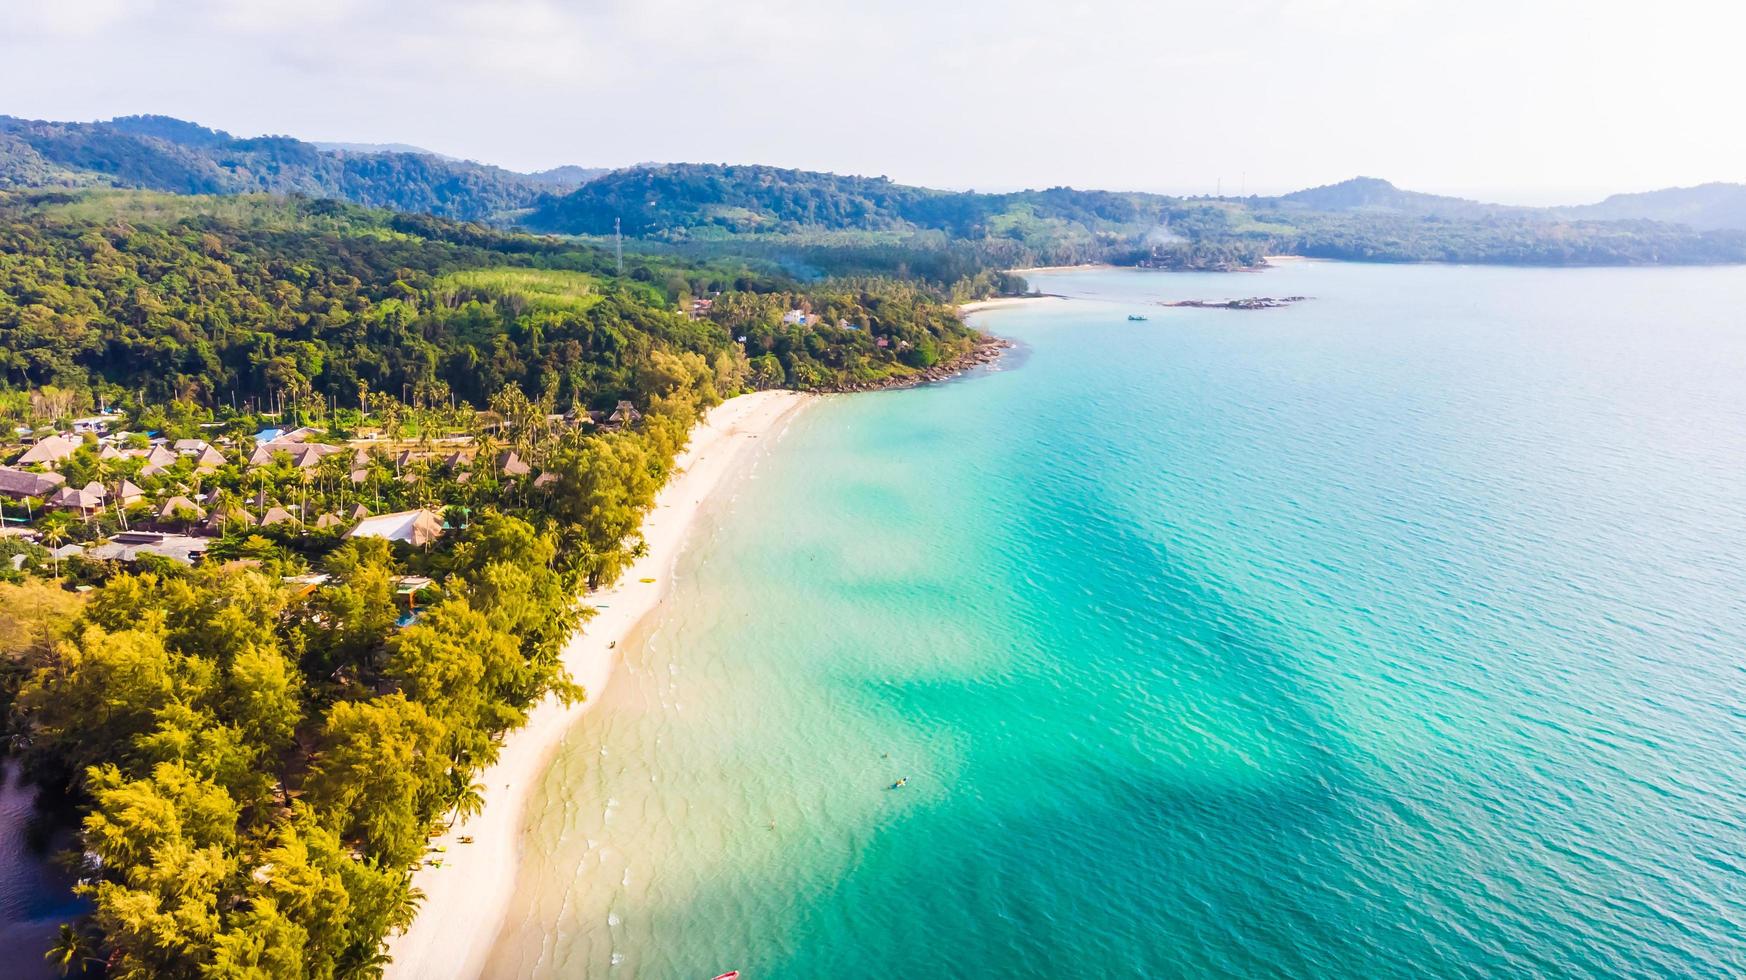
(712, 973, 741, 980)
(1127, 314, 1148, 321)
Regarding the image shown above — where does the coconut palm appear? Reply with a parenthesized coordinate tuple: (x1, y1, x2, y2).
(446, 777, 487, 830)
(44, 921, 101, 977)
(38, 514, 73, 579)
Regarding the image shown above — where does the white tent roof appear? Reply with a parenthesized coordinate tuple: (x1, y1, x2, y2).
(344, 509, 444, 546)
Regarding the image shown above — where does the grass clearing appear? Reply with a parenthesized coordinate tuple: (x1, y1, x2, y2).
(436, 267, 603, 313)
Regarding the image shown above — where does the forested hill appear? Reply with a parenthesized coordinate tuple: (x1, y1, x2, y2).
(528, 165, 1746, 269)
(521, 163, 1240, 268)
(0, 189, 986, 404)
(0, 114, 600, 222)
(1558, 183, 1746, 231)
(523, 162, 1172, 238)
(5, 113, 1744, 269)
(1274, 176, 1520, 219)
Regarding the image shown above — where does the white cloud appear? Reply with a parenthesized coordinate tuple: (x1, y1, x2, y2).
(0, 0, 1738, 198)
(4, 0, 142, 37)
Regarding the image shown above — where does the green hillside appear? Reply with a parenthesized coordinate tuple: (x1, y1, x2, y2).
(0, 115, 600, 222)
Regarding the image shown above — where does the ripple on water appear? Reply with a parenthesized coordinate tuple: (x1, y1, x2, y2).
(487, 263, 1746, 979)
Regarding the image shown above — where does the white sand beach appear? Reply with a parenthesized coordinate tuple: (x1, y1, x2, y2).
(958, 295, 1066, 315)
(1006, 263, 1113, 275)
(383, 389, 814, 980)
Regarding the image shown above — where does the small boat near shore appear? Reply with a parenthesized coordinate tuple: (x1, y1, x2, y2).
(1128, 314, 1148, 321)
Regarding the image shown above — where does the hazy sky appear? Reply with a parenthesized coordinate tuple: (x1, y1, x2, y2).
(3, 0, 1739, 204)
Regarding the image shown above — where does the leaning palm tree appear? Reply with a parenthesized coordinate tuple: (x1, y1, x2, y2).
(44, 921, 102, 977)
(446, 777, 487, 830)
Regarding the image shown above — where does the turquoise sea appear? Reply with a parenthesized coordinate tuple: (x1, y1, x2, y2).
(486, 263, 1746, 978)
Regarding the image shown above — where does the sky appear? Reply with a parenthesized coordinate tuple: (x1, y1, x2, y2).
(2, 0, 1740, 205)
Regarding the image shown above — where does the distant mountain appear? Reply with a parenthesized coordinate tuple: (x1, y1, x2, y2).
(524, 163, 1202, 237)
(3, 113, 1741, 268)
(526, 163, 953, 235)
(1561, 183, 1746, 231)
(1272, 176, 1515, 219)
(312, 140, 453, 158)
(104, 114, 234, 149)
(0, 115, 603, 221)
(526, 164, 1746, 269)
(524, 164, 612, 188)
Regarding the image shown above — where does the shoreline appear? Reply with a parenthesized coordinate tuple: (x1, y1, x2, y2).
(383, 389, 814, 980)
(824, 332, 1016, 392)
(1007, 263, 1113, 275)
(957, 294, 1066, 315)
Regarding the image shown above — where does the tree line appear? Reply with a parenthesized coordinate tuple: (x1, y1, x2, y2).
(0, 188, 995, 977)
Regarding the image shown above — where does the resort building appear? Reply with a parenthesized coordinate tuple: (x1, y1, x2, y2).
(15, 434, 82, 467)
(250, 440, 343, 469)
(49, 485, 104, 516)
(345, 509, 445, 547)
(496, 451, 532, 477)
(114, 479, 146, 508)
(261, 506, 299, 526)
(0, 467, 66, 500)
(158, 496, 207, 521)
(608, 400, 642, 426)
(85, 532, 210, 565)
(70, 414, 123, 435)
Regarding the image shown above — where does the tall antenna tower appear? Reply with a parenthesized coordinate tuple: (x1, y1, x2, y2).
(615, 217, 623, 276)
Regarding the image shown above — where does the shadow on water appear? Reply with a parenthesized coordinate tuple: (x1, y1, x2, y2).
(0, 761, 86, 980)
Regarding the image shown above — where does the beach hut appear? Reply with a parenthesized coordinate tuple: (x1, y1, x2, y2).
(260, 506, 298, 526)
(249, 440, 341, 469)
(159, 495, 206, 521)
(608, 400, 642, 426)
(15, 434, 82, 468)
(193, 446, 228, 472)
(0, 468, 64, 501)
(49, 485, 104, 516)
(204, 506, 254, 533)
(496, 451, 531, 477)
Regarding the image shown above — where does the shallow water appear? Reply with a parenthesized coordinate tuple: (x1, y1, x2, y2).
(486, 262, 1746, 978)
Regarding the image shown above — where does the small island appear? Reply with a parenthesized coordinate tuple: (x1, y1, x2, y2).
(1162, 296, 1309, 310)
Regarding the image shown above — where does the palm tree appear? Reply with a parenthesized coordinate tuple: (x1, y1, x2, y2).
(44, 921, 101, 977)
(207, 488, 237, 536)
(38, 514, 73, 580)
(337, 941, 393, 979)
(446, 777, 487, 830)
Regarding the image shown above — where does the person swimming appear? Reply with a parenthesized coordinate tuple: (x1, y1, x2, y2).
(891, 777, 908, 789)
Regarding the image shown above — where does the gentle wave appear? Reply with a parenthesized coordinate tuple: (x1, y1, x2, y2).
(487, 263, 1746, 979)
